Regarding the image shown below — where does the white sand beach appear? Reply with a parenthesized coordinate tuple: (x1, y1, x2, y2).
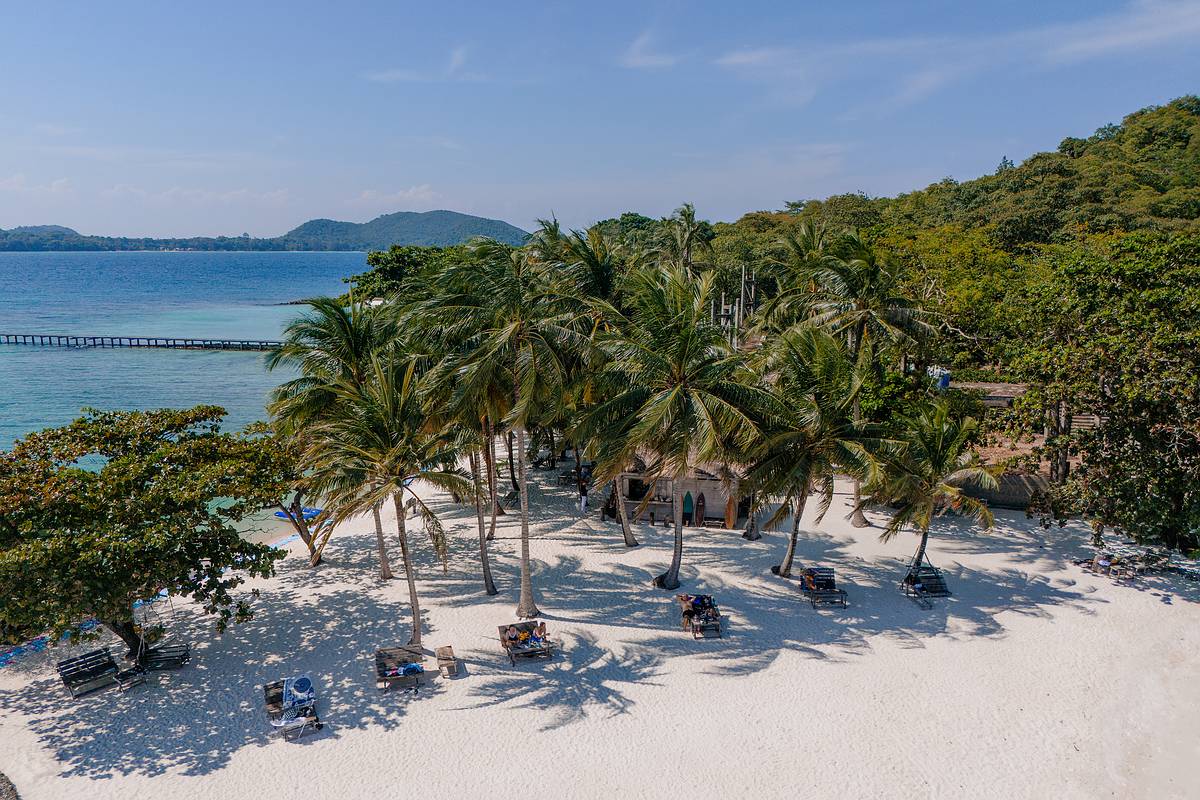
(2, 472, 1197, 800)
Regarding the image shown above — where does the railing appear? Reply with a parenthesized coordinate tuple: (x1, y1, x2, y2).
(0, 333, 281, 351)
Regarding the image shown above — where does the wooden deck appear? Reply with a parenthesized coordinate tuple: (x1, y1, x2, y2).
(1, 333, 281, 351)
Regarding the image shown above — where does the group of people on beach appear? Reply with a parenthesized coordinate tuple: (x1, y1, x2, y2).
(504, 622, 548, 649)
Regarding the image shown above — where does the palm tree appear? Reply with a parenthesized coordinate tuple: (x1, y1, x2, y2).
(655, 203, 714, 274)
(306, 356, 470, 646)
(579, 265, 763, 589)
(417, 239, 585, 617)
(868, 401, 998, 571)
(775, 232, 934, 527)
(756, 221, 836, 333)
(743, 327, 878, 578)
(267, 297, 398, 573)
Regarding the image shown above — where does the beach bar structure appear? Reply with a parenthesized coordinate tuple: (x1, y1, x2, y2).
(1, 334, 281, 351)
(616, 464, 748, 529)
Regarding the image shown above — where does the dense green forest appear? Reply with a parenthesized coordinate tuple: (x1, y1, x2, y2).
(0, 210, 529, 251)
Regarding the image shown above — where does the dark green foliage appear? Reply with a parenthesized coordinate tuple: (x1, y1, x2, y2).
(343, 244, 467, 301)
(1024, 233, 1200, 550)
(0, 408, 284, 651)
(882, 97, 1200, 249)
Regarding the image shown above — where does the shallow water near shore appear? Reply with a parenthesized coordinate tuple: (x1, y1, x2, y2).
(0, 251, 364, 448)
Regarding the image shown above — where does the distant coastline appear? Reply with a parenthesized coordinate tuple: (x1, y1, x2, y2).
(0, 209, 530, 252)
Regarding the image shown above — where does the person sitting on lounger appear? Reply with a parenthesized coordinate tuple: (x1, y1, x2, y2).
(528, 622, 548, 646)
(505, 626, 521, 646)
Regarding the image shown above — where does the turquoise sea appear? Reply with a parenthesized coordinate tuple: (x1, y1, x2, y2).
(0, 251, 365, 450)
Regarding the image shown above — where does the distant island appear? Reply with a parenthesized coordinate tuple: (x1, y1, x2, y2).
(0, 210, 530, 252)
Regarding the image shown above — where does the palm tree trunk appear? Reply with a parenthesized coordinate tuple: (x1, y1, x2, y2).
(911, 525, 931, 571)
(773, 487, 809, 578)
(615, 474, 639, 548)
(573, 446, 583, 492)
(471, 451, 499, 595)
(372, 503, 393, 580)
(483, 417, 502, 541)
(506, 431, 519, 494)
(654, 480, 683, 590)
(515, 425, 541, 618)
(849, 393, 869, 528)
(548, 429, 556, 468)
(392, 493, 422, 647)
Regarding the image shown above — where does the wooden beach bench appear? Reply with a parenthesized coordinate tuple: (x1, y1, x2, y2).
(263, 676, 323, 740)
(57, 647, 144, 698)
(436, 645, 458, 677)
(800, 567, 848, 609)
(676, 594, 722, 639)
(901, 558, 952, 609)
(140, 642, 191, 670)
(375, 645, 426, 691)
(498, 621, 556, 666)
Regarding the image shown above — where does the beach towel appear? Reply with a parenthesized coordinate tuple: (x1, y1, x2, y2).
(282, 675, 315, 709)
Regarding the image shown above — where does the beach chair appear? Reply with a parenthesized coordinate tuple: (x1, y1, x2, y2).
(140, 641, 191, 670)
(901, 556, 951, 609)
(799, 567, 848, 609)
(436, 645, 459, 677)
(56, 647, 144, 698)
(263, 675, 323, 740)
(498, 621, 556, 665)
(676, 594, 722, 639)
(374, 645, 426, 692)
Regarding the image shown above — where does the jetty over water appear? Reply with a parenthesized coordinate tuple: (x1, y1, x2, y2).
(1, 333, 281, 351)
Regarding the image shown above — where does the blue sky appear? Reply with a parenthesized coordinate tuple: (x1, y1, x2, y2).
(1, 1, 1198, 237)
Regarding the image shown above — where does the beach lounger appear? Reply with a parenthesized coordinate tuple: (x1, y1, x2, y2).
(800, 567, 848, 609)
(263, 675, 323, 740)
(498, 621, 556, 666)
(436, 645, 458, 677)
(901, 557, 951, 609)
(56, 647, 144, 698)
(140, 642, 191, 670)
(676, 594, 722, 639)
(375, 645, 426, 692)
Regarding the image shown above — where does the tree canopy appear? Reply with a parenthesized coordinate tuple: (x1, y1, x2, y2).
(0, 407, 284, 653)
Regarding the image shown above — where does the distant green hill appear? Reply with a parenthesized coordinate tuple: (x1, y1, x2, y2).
(0, 210, 528, 252)
(279, 210, 528, 249)
(787, 96, 1200, 249)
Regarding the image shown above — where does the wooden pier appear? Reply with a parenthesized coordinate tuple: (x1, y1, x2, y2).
(0, 333, 281, 351)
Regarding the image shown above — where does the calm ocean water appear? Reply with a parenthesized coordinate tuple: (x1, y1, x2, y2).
(0, 251, 365, 450)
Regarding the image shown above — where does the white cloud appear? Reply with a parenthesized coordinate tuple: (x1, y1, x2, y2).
(31, 122, 76, 137)
(364, 68, 425, 83)
(715, 1, 1200, 115)
(101, 184, 291, 207)
(448, 45, 468, 76)
(364, 45, 485, 84)
(0, 174, 72, 196)
(1041, 0, 1200, 61)
(714, 48, 787, 67)
(619, 31, 679, 69)
(350, 185, 439, 208)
